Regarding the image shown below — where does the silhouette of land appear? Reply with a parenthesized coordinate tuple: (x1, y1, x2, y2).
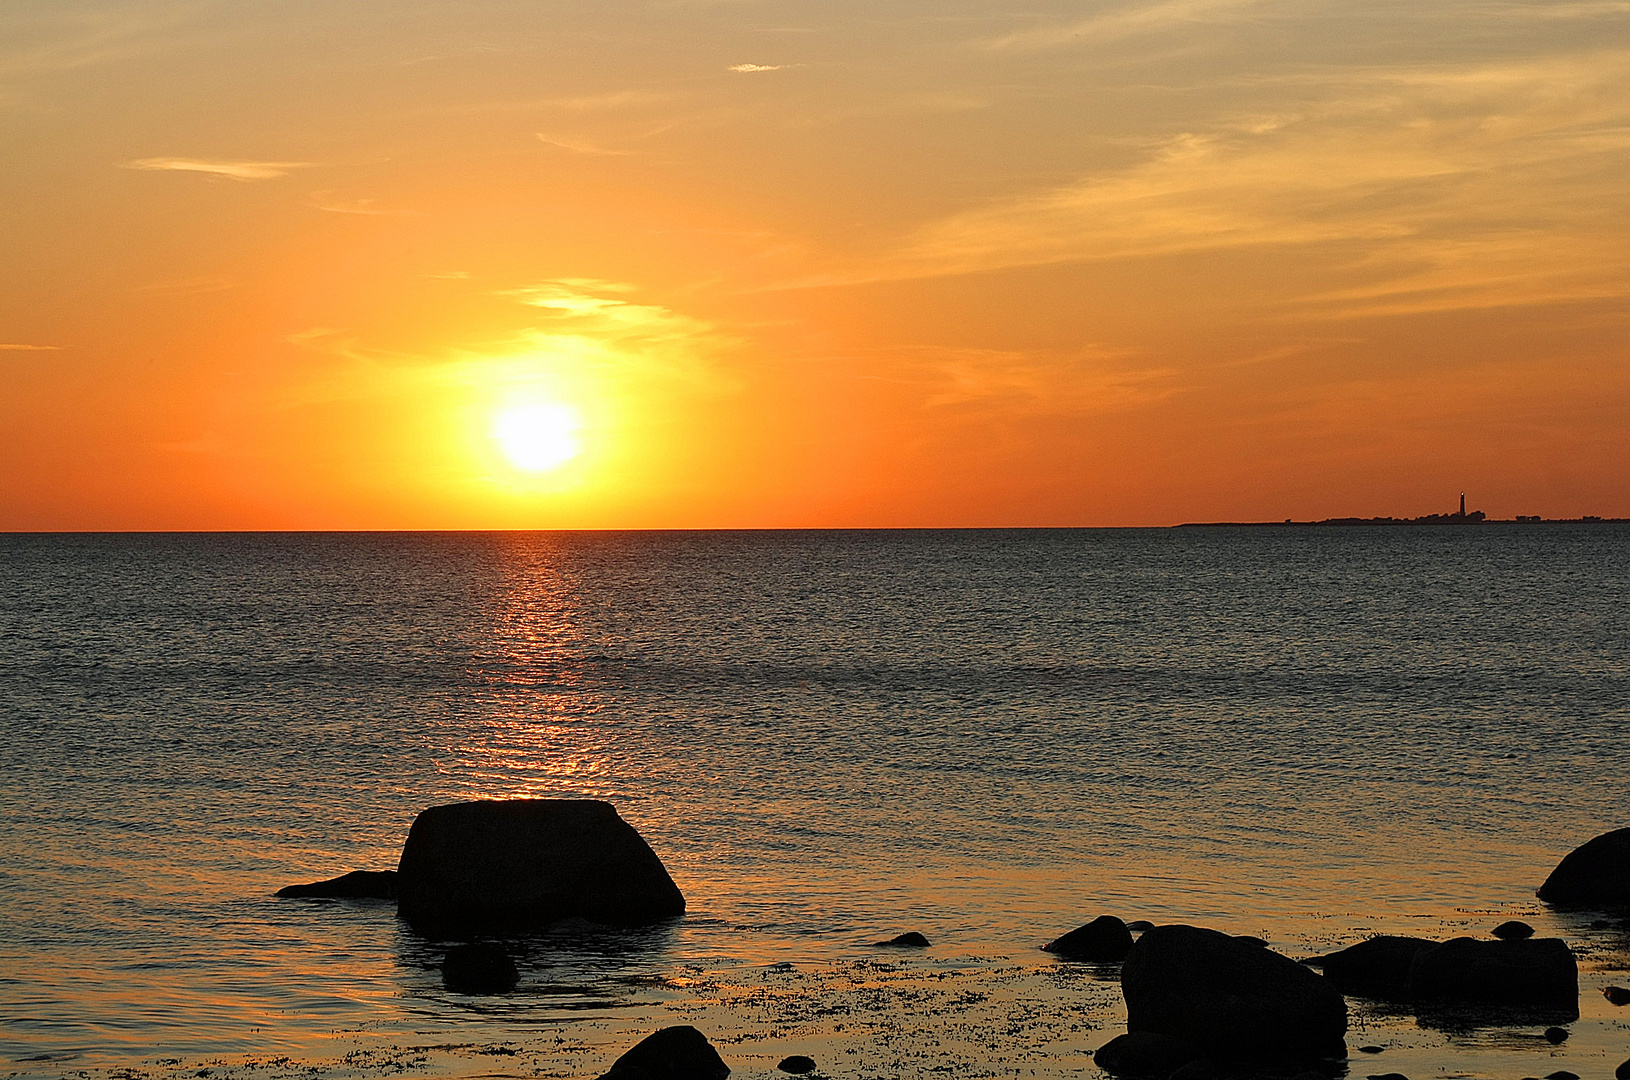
(1178, 494, 1628, 527)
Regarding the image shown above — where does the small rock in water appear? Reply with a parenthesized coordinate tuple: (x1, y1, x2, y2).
(1042, 915, 1134, 963)
(1604, 985, 1630, 1005)
(1542, 1026, 1568, 1044)
(1617, 1059, 1630, 1080)
(1365, 1073, 1410, 1080)
(1492, 920, 1535, 940)
(598, 1026, 730, 1080)
(777, 1056, 816, 1074)
(1127, 920, 1156, 933)
(275, 869, 398, 899)
(871, 931, 929, 947)
(1358, 1045, 1385, 1054)
(442, 942, 518, 995)
(1544, 1072, 1578, 1080)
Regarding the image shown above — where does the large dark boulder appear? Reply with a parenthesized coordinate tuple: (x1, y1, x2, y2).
(1406, 937, 1577, 1008)
(1094, 1031, 1202, 1077)
(276, 869, 398, 900)
(396, 799, 684, 931)
(597, 1025, 729, 1080)
(1044, 915, 1134, 962)
(1121, 924, 1346, 1061)
(1301, 936, 1438, 996)
(1537, 828, 1630, 907)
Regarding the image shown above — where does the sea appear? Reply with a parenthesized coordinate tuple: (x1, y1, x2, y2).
(1, 527, 1627, 1080)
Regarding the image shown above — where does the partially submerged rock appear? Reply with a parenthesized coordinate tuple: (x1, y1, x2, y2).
(442, 942, 518, 994)
(396, 799, 684, 931)
(1492, 920, 1534, 940)
(1094, 1031, 1203, 1078)
(1302, 936, 1438, 997)
(276, 869, 398, 900)
(597, 1025, 729, 1080)
(1406, 937, 1577, 1009)
(871, 931, 929, 947)
(1121, 924, 1346, 1061)
(1043, 915, 1133, 962)
(776, 1056, 816, 1074)
(1537, 828, 1630, 908)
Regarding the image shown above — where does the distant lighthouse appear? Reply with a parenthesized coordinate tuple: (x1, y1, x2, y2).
(1459, 492, 1466, 517)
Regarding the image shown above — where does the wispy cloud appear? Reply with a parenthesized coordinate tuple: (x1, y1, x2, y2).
(0, 343, 60, 350)
(535, 133, 632, 156)
(727, 63, 790, 73)
(311, 194, 420, 216)
(123, 158, 312, 181)
(830, 48, 1630, 317)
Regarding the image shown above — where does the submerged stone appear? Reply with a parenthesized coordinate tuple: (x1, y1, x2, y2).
(276, 869, 398, 900)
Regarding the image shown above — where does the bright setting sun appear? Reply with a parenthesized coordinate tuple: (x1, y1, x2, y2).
(491, 400, 582, 473)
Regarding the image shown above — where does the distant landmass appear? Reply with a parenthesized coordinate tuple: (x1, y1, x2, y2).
(1179, 493, 1628, 527)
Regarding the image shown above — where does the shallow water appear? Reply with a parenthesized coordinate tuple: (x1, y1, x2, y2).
(2, 527, 1628, 1078)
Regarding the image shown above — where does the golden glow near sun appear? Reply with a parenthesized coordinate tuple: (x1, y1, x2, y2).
(492, 400, 582, 473)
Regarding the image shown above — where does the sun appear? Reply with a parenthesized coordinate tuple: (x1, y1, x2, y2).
(491, 400, 582, 472)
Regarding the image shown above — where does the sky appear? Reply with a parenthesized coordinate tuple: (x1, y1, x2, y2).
(2, 0, 1628, 529)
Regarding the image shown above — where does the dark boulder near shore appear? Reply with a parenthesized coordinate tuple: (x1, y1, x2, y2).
(1406, 936, 1577, 1009)
(871, 931, 930, 947)
(1302, 936, 1438, 997)
(441, 942, 518, 994)
(776, 1056, 816, 1074)
(1537, 828, 1630, 907)
(1094, 1031, 1203, 1077)
(276, 869, 398, 900)
(1044, 915, 1134, 962)
(1121, 924, 1346, 1062)
(596, 1025, 729, 1080)
(1492, 920, 1534, 940)
(396, 799, 684, 931)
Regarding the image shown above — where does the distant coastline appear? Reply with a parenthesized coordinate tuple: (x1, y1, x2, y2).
(1177, 514, 1628, 527)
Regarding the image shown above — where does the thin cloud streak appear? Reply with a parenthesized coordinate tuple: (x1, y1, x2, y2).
(124, 158, 312, 180)
(0, 343, 61, 350)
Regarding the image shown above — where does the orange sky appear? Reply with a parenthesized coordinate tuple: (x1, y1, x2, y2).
(3, 0, 1628, 528)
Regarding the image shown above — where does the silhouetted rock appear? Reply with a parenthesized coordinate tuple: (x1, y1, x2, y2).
(441, 942, 517, 994)
(396, 799, 684, 931)
(1492, 920, 1534, 940)
(1358, 1046, 1384, 1054)
(1616, 1058, 1630, 1080)
(1406, 937, 1577, 1008)
(276, 869, 398, 899)
(1543, 1026, 1568, 1044)
(871, 931, 929, 947)
(1233, 935, 1268, 948)
(1545, 1072, 1578, 1080)
(1301, 936, 1438, 997)
(597, 1026, 729, 1080)
(1537, 828, 1630, 907)
(1121, 924, 1346, 1061)
(1094, 1031, 1202, 1077)
(776, 1056, 816, 1074)
(1127, 921, 1156, 933)
(1365, 1073, 1409, 1080)
(1168, 1060, 1218, 1080)
(1604, 985, 1630, 1005)
(1043, 916, 1134, 962)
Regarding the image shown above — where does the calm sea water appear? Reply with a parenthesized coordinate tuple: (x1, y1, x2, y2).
(2, 528, 1627, 1076)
